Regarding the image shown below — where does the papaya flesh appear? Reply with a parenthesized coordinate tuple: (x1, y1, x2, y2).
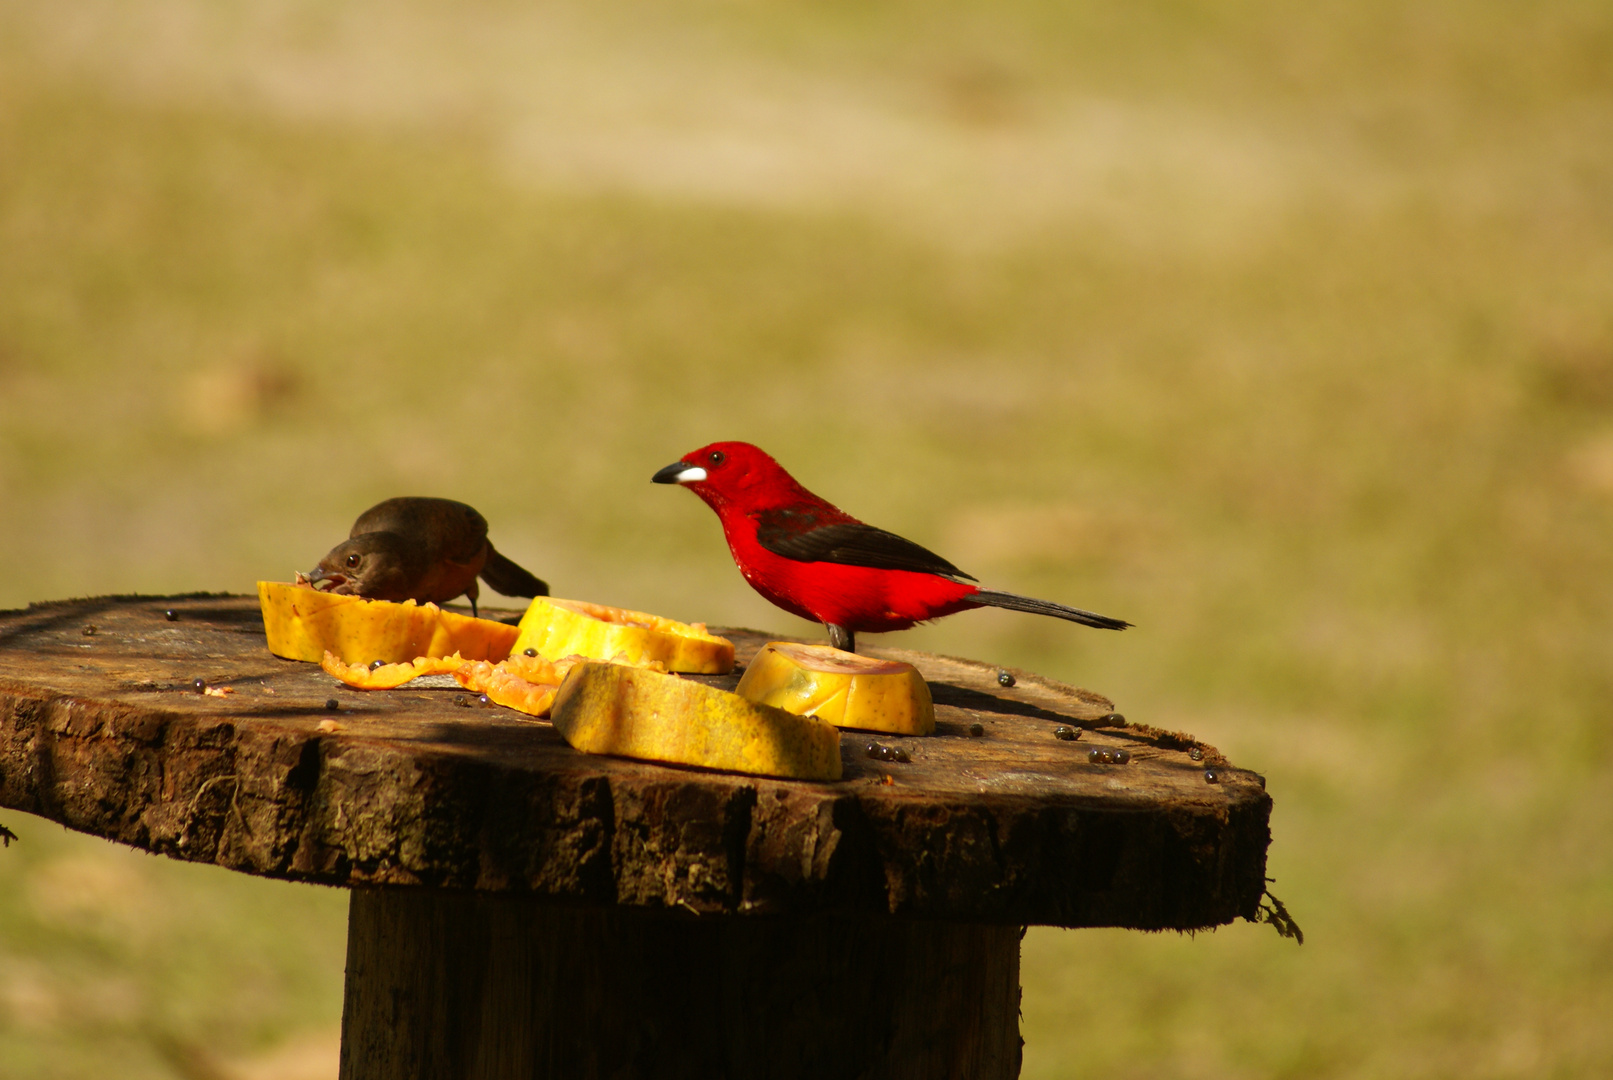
(551, 661, 842, 781)
(321, 651, 470, 689)
(510, 597, 734, 675)
(735, 641, 935, 736)
(321, 644, 574, 718)
(452, 658, 568, 718)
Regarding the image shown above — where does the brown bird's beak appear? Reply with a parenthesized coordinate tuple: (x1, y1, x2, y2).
(652, 461, 707, 485)
(304, 566, 345, 592)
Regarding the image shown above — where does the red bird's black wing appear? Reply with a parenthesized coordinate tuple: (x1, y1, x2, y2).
(752, 509, 977, 581)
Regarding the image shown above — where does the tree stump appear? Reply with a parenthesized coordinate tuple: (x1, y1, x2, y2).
(0, 595, 1271, 1079)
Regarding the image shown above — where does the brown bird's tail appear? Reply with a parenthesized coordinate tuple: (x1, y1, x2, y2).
(479, 546, 549, 599)
(971, 589, 1131, 631)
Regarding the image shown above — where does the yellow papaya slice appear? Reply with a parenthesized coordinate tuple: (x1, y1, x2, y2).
(321, 651, 469, 689)
(551, 662, 842, 781)
(510, 597, 734, 675)
(259, 580, 520, 664)
(735, 641, 936, 736)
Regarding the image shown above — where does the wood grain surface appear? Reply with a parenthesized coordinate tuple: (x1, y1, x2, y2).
(0, 594, 1270, 929)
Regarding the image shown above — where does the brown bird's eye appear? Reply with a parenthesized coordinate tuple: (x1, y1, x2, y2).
(345, 553, 361, 568)
(708, 450, 725, 467)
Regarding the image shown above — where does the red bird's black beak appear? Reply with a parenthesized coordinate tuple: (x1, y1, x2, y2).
(652, 461, 707, 485)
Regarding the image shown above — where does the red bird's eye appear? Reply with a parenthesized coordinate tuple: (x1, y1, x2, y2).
(708, 450, 725, 467)
(345, 553, 360, 568)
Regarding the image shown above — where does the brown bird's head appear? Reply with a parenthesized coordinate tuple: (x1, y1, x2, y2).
(304, 532, 424, 602)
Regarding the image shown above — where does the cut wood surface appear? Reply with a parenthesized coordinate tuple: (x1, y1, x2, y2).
(0, 595, 1271, 929)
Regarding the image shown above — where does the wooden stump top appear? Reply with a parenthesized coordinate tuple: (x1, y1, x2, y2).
(0, 595, 1270, 930)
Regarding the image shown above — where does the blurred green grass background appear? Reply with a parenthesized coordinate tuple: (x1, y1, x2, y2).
(2, 1, 1611, 1076)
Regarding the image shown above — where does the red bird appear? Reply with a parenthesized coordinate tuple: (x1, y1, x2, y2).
(653, 441, 1130, 652)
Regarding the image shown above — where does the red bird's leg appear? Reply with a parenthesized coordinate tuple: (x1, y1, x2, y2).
(827, 624, 855, 653)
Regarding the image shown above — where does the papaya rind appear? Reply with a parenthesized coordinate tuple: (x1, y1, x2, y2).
(510, 596, 734, 675)
(551, 662, 842, 781)
(258, 581, 519, 664)
(735, 641, 936, 736)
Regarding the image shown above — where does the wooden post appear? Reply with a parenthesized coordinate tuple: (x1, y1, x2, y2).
(340, 888, 1022, 1080)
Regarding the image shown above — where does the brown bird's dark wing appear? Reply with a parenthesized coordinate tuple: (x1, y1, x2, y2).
(351, 497, 489, 564)
(479, 544, 549, 598)
(752, 509, 977, 580)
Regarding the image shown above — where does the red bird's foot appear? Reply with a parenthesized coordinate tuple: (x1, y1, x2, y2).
(827, 624, 855, 653)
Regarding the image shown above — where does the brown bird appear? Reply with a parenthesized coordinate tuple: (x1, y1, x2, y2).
(304, 497, 547, 618)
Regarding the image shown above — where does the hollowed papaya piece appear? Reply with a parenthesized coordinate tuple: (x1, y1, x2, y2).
(735, 642, 935, 736)
(551, 662, 842, 781)
(259, 580, 519, 664)
(510, 597, 734, 674)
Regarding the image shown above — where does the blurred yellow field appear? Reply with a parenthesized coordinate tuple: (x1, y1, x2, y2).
(1, 1, 1610, 1077)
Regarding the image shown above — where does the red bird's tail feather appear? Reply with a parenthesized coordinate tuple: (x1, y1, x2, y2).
(970, 589, 1131, 631)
